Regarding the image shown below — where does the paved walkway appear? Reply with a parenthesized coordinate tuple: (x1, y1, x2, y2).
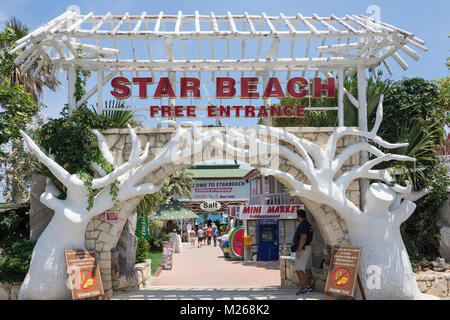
(113, 243, 326, 300)
(152, 245, 280, 286)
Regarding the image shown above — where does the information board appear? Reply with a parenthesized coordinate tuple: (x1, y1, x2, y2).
(325, 246, 362, 298)
(162, 242, 174, 270)
(64, 249, 104, 300)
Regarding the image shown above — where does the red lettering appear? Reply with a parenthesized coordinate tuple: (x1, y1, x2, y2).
(270, 105, 282, 117)
(186, 105, 196, 117)
(245, 105, 255, 117)
(263, 78, 285, 98)
(296, 106, 306, 118)
(150, 106, 159, 117)
(174, 106, 184, 117)
(216, 77, 236, 98)
(132, 77, 153, 98)
(154, 77, 176, 98)
(161, 106, 172, 117)
(232, 106, 243, 117)
(286, 77, 308, 98)
(241, 77, 259, 98)
(219, 105, 231, 117)
(257, 106, 268, 117)
(111, 77, 131, 99)
(283, 105, 294, 117)
(313, 77, 335, 98)
(180, 77, 200, 98)
(208, 105, 217, 117)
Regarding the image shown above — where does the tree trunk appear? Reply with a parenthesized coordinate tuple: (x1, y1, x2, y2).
(345, 216, 436, 300)
(18, 209, 89, 300)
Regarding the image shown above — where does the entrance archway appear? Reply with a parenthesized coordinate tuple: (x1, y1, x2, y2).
(83, 125, 358, 298)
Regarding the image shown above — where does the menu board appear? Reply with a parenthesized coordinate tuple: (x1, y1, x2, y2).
(325, 246, 362, 298)
(64, 249, 104, 300)
(162, 242, 173, 270)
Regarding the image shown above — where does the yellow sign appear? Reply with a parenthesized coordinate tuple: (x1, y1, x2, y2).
(244, 235, 252, 246)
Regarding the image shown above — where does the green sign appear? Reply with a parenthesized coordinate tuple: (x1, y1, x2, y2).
(137, 215, 149, 239)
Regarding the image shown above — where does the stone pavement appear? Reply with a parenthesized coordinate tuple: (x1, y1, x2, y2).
(112, 285, 325, 300)
(112, 243, 327, 300)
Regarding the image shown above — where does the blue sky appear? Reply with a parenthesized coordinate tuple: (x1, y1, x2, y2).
(0, 0, 448, 126)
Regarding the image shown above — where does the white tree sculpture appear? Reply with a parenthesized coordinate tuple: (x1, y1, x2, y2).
(17, 121, 236, 300)
(227, 96, 434, 300)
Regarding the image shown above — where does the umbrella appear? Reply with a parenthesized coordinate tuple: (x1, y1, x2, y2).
(154, 198, 199, 220)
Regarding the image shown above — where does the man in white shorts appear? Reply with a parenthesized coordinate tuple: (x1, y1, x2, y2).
(291, 209, 313, 295)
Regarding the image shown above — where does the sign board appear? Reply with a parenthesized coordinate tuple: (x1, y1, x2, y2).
(64, 249, 104, 300)
(136, 215, 149, 239)
(244, 235, 252, 246)
(162, 242, 173, 270)
(111, 76, 335, 119)
(105, 211, 119, 222)
(237, 204, 305, 220)
(325, 246, 362, 298)
(185, 179, 250, 200)
(200, 200, 222, 212)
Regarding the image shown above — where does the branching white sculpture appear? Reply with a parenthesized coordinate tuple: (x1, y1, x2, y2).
(17, 121, 234, 300)
(225, 97, 434, 300)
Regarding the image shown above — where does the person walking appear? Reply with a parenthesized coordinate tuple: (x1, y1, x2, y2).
(291, 209, 314, 295)
(212, 225, 219, 247)
(203, 226, 208, 246)
(197, 227, 204, 248)
(189, 229, 196, 248)
(206, 225, 213, 246)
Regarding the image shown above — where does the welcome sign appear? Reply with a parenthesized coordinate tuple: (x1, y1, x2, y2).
(110, 76, 335, 118)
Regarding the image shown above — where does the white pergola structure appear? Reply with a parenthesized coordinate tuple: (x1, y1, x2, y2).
(11, 10, 426, 128)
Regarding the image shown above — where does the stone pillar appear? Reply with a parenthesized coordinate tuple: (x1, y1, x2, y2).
(116, 210, 138, 274)
(29, 175, 54, 242)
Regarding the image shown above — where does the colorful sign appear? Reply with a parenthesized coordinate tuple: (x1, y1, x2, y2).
(189, 179, 250, 200)
(229, 226, 245, 259)
(105, 211, 119, 222)
(162, 242, 174, 270)
(64, 249, 104, 300)
(325, 246, 362, 298)
(237, 204, 305, 220)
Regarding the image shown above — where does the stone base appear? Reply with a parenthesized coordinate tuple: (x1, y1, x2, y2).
(280, 256, 450, 298)
(113, 259, 152, 294)
(415, 272, 450, 297)
(0, 282, 21, 300)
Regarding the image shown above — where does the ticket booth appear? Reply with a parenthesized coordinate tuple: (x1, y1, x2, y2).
(257, 220, 279, 261)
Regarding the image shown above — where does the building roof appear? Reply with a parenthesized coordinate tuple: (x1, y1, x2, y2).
(154, 198, 199, 220)
(185, 163, 250, 179)
(0, 202, 30, 214)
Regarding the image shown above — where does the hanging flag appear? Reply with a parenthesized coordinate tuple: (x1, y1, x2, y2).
(136, 215, 149, 239)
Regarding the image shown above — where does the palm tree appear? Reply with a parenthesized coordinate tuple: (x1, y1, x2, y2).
(1, 17, 60, 103)
(92, 100, 142, 128)
(137, 169, 194, 216)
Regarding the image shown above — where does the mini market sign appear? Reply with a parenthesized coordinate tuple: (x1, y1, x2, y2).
(110, 76, 335, 118)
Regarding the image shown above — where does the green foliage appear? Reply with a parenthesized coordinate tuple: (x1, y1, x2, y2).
(0, 210, 35, 283)
(401, 165, 450, 267)
(92, 100, 142, 128)
(436, 76, 450, 110)
(147, 219, 169, 252)
(220, 225, 227, 233)
(137, 169, 194, 216)
(135, 237, 150, 263)
(380, 78, 446, 141)
(0, 238, 34, 283)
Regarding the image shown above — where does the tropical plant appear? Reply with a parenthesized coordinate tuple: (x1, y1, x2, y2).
(136, 169, 194, 216)
(92, 100, 142, 128)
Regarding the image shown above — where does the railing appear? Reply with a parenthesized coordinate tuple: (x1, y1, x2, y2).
(248, 192, 301, 205)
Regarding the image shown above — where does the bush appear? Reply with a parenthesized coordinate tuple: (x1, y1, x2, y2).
(135, 238, 150, 263)
(148, 219, 169, 252)
(0, 238, 34, 283)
